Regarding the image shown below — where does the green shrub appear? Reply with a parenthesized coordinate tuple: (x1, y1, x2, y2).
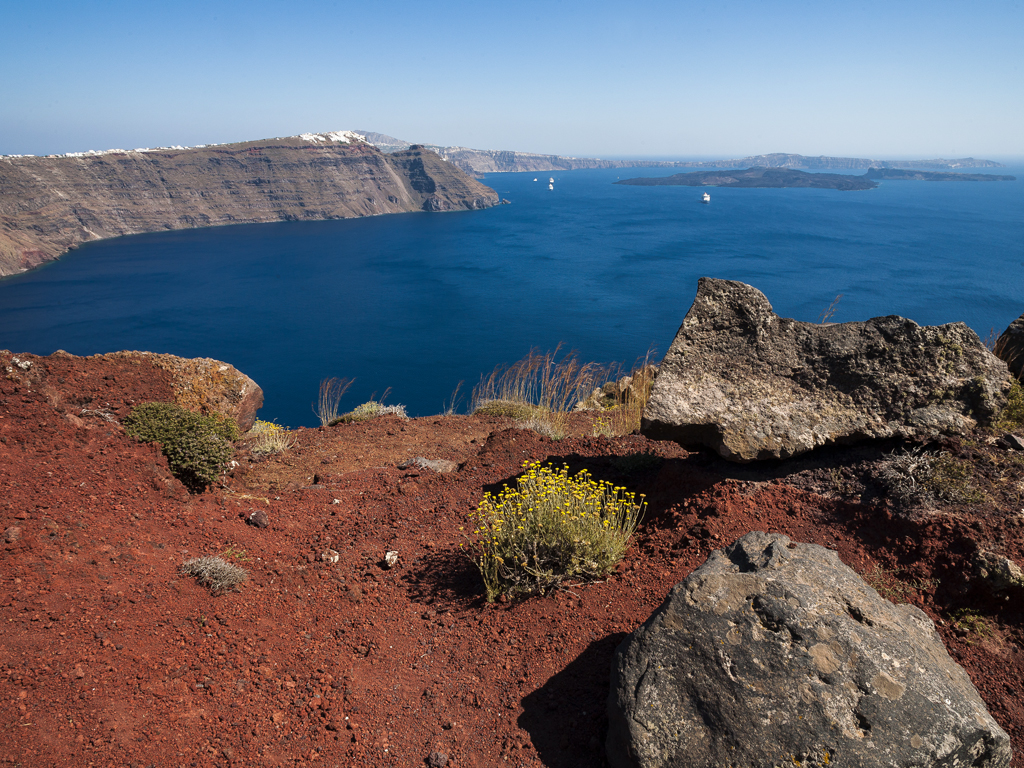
(994, 381, 1024, 432)
(469, 460, 645, 602)
(124, 402, 238, 490)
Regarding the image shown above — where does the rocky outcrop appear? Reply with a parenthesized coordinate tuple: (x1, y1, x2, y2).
(3, 349, 262, 431)
(607, 531, 1012, 768)
(641, 278, 1012, 461)
(0, 134, 498, 277)
(103, 352, 264, 432)
(994, 313, 1024, 379)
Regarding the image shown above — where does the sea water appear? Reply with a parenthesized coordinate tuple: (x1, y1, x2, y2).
(1, 166, 1021, 427)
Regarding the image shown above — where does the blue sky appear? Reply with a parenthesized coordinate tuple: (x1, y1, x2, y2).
(2, 0, 1021, 159)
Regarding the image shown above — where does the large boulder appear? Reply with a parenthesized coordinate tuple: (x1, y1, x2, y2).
(608, 532, 1011, 768)
(642, 278, 1011, 461)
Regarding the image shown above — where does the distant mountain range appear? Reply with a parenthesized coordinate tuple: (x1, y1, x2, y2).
(358, 132, 1005, 176)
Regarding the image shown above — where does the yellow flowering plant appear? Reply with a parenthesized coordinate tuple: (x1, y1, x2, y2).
(469, 460, 645, 602)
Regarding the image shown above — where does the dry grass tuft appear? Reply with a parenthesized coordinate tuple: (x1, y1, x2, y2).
(181, 556, 248, 594)
(315, 377, 354, 427)
(471, 345, 607, 438)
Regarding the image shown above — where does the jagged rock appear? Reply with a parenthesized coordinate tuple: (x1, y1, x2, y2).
(994, 313, 1024, 379)
(642, 278, 1011, 461)
(607, 532, 1011, 768)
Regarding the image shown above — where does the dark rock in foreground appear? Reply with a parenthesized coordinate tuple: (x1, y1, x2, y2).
(994, 312, 1024, 379)
(607, 531, 1012, 768)
(641, 278, 1011, 461)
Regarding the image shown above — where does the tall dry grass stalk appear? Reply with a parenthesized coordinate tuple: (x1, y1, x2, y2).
(471, 345, 605, 438)
(314, 377, 353, 426)
(592, 350, 658, 437)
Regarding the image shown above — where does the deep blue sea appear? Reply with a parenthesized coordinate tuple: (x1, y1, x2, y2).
(1, 166, 1021, 427)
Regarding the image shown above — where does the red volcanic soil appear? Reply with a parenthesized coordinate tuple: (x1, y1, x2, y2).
(3, 350, 1024, 767)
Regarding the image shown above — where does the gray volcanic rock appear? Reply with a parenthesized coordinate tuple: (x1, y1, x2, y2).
(641, 278, 1011, 461)
(0, 134, 498, 277)
(607, 532, 1012, 768)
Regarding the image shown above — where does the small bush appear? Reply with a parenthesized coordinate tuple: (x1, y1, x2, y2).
(878, 448, 984, 506)
(993, 381, 1024, 432)
(124, 402, 237, 490)
(949, 608, 991, 644)
(244, 420, 296, 456)
(181, 556, 248, 594)
(469, 460, 645, 602)
(331, 400, 408, 424)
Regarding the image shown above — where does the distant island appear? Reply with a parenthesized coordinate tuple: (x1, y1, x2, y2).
(614, 166, 1016, 190)
(864, 168, 1017, 182)
(358, 133, 1006, 176)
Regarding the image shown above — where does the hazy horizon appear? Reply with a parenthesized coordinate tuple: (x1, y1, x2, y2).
(2, 0, 1021, 159)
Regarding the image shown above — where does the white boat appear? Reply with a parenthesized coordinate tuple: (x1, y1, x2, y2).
(548, 183, 554, 190)
(549, 177, 554, 183)
(702, 192, 711, 204)
(533, 178, 538, 181)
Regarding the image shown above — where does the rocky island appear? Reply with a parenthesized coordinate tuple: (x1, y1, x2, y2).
(616, 167, 880, 190)
(0, 131, 499, 277)
(616, 166, 1016, 190)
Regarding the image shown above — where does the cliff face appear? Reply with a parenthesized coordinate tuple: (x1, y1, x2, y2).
(0, 135, 499, 277)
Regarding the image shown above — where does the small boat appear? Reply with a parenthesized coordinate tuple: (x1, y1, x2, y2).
(533, 178, 538, 181)
(548, 183, 554, 190)
(549, 177, 554, 183)
(702, 192, 711, 204)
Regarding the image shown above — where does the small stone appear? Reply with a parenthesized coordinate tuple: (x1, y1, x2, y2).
(320, 549, 340, 564)
(271, 711, 285, 724)
(73, 664, 85, 679)
(427, 751, 449, 768)
(4, 526, 22, 543)
(246, 509, 269, 528)
(383, 551, 399, 569)
(1004, 433, 1024, 451)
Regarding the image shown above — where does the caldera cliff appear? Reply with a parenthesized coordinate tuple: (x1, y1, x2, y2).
(0, 132, 500, 277)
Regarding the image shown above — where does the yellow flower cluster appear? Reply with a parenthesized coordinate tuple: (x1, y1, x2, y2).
(469, 460, 645, 601)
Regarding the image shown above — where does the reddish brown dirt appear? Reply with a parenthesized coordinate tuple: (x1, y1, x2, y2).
(3, 350, 1024, 767)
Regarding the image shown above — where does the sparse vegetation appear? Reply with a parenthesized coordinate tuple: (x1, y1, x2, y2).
(469, 460, 645, 602)
(472, 345, 656, 438)
(181, 555, 248, 594)
(993, 381, 1024, 432)
(878, 448, 985, 507)
(244, 419, 297, 456)
(331, 398, 408, 424)
(949, 608, 992, 644)
(314, 377, 353, 427)
(863, 563, 938, 603)
(123, 402, 238, 490)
